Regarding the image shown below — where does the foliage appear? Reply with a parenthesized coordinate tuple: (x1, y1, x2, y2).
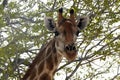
(0, 0, 120, 80)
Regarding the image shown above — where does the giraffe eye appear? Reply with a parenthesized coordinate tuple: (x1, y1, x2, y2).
(54, 31, 59, 36)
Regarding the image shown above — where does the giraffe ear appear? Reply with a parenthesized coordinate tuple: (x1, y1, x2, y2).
(77, 16, 89, 30)
(44, 16, 56, 31)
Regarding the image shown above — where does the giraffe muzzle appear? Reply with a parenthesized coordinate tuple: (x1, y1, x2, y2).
(64, 44, 77, 61)
(65, 44, 76, 51)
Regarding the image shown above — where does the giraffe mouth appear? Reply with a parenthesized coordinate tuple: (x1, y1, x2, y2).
(64, 50, 77, 61)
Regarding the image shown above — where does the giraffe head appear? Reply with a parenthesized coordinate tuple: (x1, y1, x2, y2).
(44, 8, 89, 61)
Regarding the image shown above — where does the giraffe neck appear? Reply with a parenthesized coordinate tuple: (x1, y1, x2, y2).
(22, 39, 63, 80)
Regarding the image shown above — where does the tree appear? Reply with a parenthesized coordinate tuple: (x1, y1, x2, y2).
(0, 0, 120, 80)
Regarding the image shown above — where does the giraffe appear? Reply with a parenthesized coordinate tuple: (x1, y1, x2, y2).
(22, 8, 89, 80)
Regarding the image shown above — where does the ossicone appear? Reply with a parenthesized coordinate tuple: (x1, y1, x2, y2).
(58, 8, 63, 13)
(69, 8, 75, 24)
(70, 9, 74, 14)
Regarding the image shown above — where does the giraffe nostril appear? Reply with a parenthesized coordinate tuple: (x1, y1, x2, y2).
(72, 46, 76, 50)
(65, 46, 70, 51)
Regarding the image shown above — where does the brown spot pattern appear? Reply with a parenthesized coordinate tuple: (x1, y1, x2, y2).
(54, 54, 58, 65)
(29, 68, 36, 80)
(39, 73, 51, 80)
(46, 56, 54, 70)
(38, 61, 44, 74)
